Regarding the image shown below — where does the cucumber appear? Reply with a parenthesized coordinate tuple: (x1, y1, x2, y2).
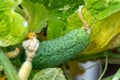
(32, 28, 90, 69)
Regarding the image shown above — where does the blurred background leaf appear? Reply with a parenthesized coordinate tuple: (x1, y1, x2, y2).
(32, 68, 66, 80)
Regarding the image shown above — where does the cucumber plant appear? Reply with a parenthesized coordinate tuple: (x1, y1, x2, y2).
(1, 0, 120, 80)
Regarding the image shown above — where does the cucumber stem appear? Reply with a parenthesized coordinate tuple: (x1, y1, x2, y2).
(78, 5, 91, 34)
(0, 49, 19, 80)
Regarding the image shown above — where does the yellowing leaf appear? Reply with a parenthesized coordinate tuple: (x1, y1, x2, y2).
(81, 8, 120, 54)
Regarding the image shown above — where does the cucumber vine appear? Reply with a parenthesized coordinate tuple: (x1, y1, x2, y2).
(1, 0, 120, 80)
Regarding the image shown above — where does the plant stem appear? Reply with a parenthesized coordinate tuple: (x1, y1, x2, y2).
(0, 49, 19, 80)
(98, 55, 108, 80)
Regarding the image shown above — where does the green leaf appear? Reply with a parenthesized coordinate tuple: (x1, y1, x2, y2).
(32, 68, 66, 80)
(30, 0, 84, 10)
(47, 11, 67, 39)
(66, 12, 82, 32)
(47, 0, 84, 39)
(24, 0, 84, 39)
(0, 0, 22, 13)
(21, 0, 49, 33)
(0, 0, 28, 47)
(0, 12, 28, 47)
(47, 12, 82, 39)
(84, 0, 120, 19)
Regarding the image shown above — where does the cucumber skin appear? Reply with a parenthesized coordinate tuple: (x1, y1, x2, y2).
(32, 28, 90, 69)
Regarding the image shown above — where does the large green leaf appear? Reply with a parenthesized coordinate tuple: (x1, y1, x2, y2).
(0, 0, 21, 23)
(21, 0, 49, 33)
(23, 0, 84, 39)
(84, 0, 120, 20)
(47, 0, 84, 39)
(30, 0, 84, 10)
(0, 0, 28, 47)
(0, 12, 28, 47)
(32, 68, 66, 80)
(80, 7, 120, 55)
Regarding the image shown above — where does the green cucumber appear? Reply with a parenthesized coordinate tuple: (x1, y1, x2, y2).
(32, 28, 90, 69)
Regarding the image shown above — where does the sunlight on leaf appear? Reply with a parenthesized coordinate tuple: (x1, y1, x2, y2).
(0, 0, 28, 47)
(32, 68, 66, 80)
